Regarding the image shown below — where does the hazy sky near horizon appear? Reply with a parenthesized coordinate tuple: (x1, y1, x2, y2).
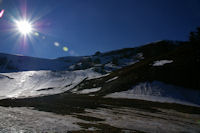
(0, 0, 200, 59)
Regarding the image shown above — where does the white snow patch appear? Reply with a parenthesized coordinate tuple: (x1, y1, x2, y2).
(125, 60, 138, 66)
(105, 63, 121, 69)
(87, 73, 109, 80)
(106, 76, 118, 83)
(88, 127, 98, 131)
(78, 87, 101, 94)
(77, 62, 82, 65)
(69, 65, 75, 69)
(152, 60, 173, 66)
(136, 52, 144, 59)
(105, 81, 200, 106)
(94, 64, 102, 67)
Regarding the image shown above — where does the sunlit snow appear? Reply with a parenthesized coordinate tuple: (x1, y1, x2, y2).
(0, 69, 101, 99)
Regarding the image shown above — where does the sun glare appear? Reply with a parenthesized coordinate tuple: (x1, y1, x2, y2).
(16, 20, 33, 35)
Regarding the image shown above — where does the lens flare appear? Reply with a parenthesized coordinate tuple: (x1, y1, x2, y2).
(0, 9, 4, 18)
(63, 46, 68, 52)
(16, 20, 33, 35)
(34, 32, 39, 36)
(54, 42, 60, 47)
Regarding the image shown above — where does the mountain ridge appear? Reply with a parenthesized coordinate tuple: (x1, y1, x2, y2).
(0, 40, 178, 73)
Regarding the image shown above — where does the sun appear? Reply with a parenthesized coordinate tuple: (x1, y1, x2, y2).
(16, 20, 33, 35)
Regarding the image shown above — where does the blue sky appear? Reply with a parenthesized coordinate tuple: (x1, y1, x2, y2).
(0, 0, 200, 59)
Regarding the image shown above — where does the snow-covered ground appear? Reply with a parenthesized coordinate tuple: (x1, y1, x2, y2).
(0, 106, 83, 132)
(79, 107, 200, 133)
(0, 105, 199, 133)
(152, 60, 173, 66)
(0, 69, 101, 99)
(105, 81, 200, 106)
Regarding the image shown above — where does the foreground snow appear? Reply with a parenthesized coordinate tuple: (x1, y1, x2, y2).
(0, 69, 101, 99)
(105, 81, 200, 106)
(0, 105, 199, 133)
(0, 106, 82, 132)
(83, 107, 200, 133)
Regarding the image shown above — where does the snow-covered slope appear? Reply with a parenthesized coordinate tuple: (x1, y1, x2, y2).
(0, 69, 101, 99)
(105, 81, 200, 106)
